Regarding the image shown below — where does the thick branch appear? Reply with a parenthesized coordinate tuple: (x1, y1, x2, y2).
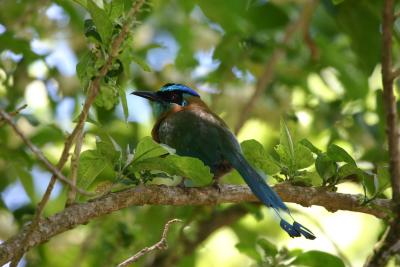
(0, 184, 392, 265)
(364, 0, 400, 266)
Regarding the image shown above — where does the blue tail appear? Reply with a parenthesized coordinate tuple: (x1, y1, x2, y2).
(229, 153, 315, 240)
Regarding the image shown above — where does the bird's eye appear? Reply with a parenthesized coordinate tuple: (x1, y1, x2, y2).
(170, 93, 182, 105)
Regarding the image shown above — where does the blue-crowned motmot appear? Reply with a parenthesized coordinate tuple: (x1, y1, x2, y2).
(132, 83, 315, 239)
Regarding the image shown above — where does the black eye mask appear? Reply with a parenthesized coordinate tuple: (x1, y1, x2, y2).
(157, 91, 183, 105)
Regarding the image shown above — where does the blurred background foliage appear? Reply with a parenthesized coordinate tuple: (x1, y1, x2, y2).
(0, 0, 399, 266)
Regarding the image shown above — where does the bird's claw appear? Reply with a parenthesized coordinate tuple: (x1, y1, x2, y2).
(212, 181, 222, 193)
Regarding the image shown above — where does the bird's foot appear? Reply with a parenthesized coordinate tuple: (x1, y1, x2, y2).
(177, 178, 186, 188)
(212, 180, 222, 193)
(176, 178, 191, 195)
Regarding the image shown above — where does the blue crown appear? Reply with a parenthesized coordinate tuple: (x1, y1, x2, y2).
(160, 83, 200, 97)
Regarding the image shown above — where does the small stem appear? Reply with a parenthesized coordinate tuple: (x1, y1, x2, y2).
(0, 109, 93, 196)
(117, 219, 182, 267)
(66, 129, 85, 206)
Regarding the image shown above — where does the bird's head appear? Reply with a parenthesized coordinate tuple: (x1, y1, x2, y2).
(131, 83, 200, 117)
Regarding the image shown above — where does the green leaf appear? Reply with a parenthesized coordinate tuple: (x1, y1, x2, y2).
(131, 55, 152, 72)
(315, 154, 336, 182)
(15, 166, 36, 203)
(165, 155, 213, 186)
(0, 32, 41, 62)
(377, 165, 391, 193)
(275, 144, 292, 168)
(107, 59, 124, 77)
(300, 139, 322, 155)
(76, 51, 96, 88)
(77, 150, 108, 189)
(73, 0, 87, 8)
(293, 250, 345, 267)
(257, 238, 278, 257)
(108, 0, 125, 20)
(87, 0, 113, 45)
(95, 85, 119, 110)
(133, 137, 169, 163)
(303, 171, 323, 186)
(0, 198, 5, 209)
(31, 125, 64, 146)
(128, 137, 212, 186)
(84, 19, 102, 43)
(221, 170, 244, 185)
(23, 114, 40, 126)
(72, 112, 101, 126)
(197, 1, 288, 34)
(235, 243, 262, 262)
(332, 0, 344, 4)
(118, 86, 129, 121)
(96, 135, 121, 163)
(241, 139, 280, 175)
(327, 144, 356, 165)
(131, 155, 213, 186)
(280, 119, 295, 159)
(294, 143, 314, 169)
(334, 1, 382, 75)
(338, 163, 362, 179)
(362, 171, 378, 196)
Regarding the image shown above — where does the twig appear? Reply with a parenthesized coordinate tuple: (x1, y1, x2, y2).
(148, 205, 250, 267)
(302, 0, 319, 61)
(66, 128, 85, 206)
(0, 184, 393, 265)
(117, 219, 182, 267)
(0, 104, 27, 127)
(9, 1, 147, 265)
(0, 108, 93, 197)
(8, 104, 28, 116)
(364, 0, 400, 266)
(234, 0, 318, 134)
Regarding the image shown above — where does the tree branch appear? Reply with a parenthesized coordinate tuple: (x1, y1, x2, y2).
(302, 0, 320, 62)
(364, 0, 400, 266)
(0, 104, 27, 127)
(381, 0, 400, 203)
(0, 184, 392, 266)
(0, 108, 93, 196)
(117, 219, 182, 267)
(66, 129, 85, 206)
(234, 0, 318, 134)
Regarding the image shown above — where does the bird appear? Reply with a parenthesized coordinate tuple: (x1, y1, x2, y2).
(131, 83, 315, 239)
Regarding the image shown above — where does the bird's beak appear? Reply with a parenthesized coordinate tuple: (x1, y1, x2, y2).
(131, 91, 162, 102)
